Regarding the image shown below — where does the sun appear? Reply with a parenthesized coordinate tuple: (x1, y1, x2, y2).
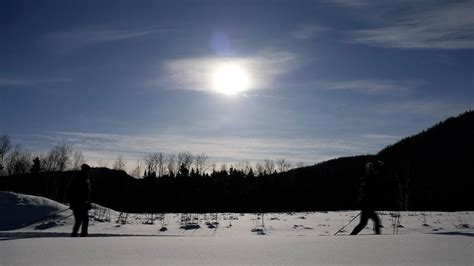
(211, 63, 251, 95)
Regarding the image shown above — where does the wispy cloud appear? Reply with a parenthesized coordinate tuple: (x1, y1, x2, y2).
(43, 29, 161, 52)
(348, 2, 474, 49)
(376, 99, 471, 117)
(154, 49, 305, 93)
(0, 77, 71, 87)
(361, 134, 400, 142)
(16, 131, 386, 168)
(291, 25, 330, 39)
(0, 78, 33, 87)
(315, 79, 424, 95)
(324, 0, 370, 8)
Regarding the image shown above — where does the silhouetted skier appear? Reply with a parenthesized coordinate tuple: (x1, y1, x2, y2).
(68, 164, 92, 237)
(350, 161, 383, 235)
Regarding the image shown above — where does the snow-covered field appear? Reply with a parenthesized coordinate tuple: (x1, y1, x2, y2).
(1, 191, 473, 265)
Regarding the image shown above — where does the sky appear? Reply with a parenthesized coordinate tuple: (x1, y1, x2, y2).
(1, 0, 473, 168)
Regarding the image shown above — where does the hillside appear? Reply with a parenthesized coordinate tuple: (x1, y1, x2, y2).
(377, 110, 474, 210)
(379, 110, 474, 160)
(286, 110, 474, 210)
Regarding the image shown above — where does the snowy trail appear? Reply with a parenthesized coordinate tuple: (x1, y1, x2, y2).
(1, 234, 473, 265)
(2, 192, 473, 264)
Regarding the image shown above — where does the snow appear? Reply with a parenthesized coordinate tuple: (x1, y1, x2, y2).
(1, 191, 473, 265)
(0, 191, 69, 231)
(2, 234, 473, 265)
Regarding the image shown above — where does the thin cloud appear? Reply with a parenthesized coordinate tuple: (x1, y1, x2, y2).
(376, 99, 471, 117)
(316, 79, 424, 95)
(362, 134, 401, 142)
(42, 29, 161, 52)
(0, 77, 71, 87)
(155, 49, 305, 93)
(17, 131, 382, 167)
(349, 2, 474, 49)
(0, 78, 32, 87)
(324, 0, 370, 8)
(291, 25, 330, 39)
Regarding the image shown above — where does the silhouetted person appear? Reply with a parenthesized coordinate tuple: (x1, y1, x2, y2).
(350, 161, 383, 235)
(68, 164, 92, 237)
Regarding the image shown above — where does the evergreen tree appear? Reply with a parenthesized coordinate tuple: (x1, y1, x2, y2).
(178, 163, 189, 178)
(30, 157, 41, 173)
(247, 167, 255, 179)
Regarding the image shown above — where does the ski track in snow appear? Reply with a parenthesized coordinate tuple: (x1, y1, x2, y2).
(1, 191, 473, 264)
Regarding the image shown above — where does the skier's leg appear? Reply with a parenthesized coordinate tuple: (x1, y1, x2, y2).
(369, 210, 381, 234)
(350, 211, 369, 235)
(80, 209, 89, 237)
(71, 210, 82, 237)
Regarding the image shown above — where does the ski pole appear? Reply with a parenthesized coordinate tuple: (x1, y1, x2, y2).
(394, 211, 401, 235)
(23, 208, 71, 227)
(55, 213, 74, 223)
(334, 212, 361, 235)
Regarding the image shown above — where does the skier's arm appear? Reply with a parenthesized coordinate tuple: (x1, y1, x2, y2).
(66, 173, 77, 204)
(86, 179, 92, 209)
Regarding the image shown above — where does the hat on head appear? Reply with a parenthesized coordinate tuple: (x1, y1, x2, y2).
(81, 164, 91, 171)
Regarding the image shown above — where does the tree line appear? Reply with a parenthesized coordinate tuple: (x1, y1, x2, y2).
(0, 134, 303, 179)
(0, 137, 86, 175)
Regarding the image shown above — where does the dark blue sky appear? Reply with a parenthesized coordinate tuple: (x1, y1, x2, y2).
(1, 0, 473, 167)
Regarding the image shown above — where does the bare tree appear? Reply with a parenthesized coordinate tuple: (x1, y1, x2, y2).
(97, 159, 109, 168)
(276, 158, 291, 173)
(0, 134, 12, 162)
(193, 153, 209, 174)
(156, 152, 166, 177)
(178, 152, 193, 170)
(5, 144, 32, 175)
(396, 161, 412, 211)
(113, 155, 127, 171)
(144, 153, 160, 176)
(0, 134, 12, 174)
(295, 161, 306, 168)
(129, 160, 143, 178)
(255, 162, 265, 176)
(264, 159, 275, 174)
(167, 153, 178, 176)
(71, 150, 86, 170)
(220, 163, 228, 172)
(242, 161, 252, 175)
(42, 143, 73, 172)
(210, 162, 217, 173)
(234, 160, 253, 174)
(234, 161, 243, 171)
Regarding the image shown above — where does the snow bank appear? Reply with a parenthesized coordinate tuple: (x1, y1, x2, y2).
(0, 191, 68, 230)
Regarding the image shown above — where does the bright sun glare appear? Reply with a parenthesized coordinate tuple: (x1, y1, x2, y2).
(211, 63, 251, 95)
